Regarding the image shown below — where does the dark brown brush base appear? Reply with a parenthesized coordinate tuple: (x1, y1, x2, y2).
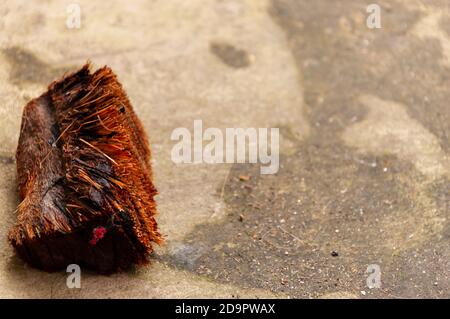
(8, 63, 162, 274)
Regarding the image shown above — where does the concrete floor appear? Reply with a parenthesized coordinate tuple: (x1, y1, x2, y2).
(0, 0, 449, 298)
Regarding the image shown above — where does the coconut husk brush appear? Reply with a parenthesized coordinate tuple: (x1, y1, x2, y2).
(8, 63, 162, 273)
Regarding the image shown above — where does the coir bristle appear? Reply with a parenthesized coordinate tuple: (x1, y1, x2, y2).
(8, 63, 162, 273)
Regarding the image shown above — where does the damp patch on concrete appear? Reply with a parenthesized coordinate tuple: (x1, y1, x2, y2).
(1, 47, 74, 87)
(210, 42, 252, 68)
(160, 0, 450, 298)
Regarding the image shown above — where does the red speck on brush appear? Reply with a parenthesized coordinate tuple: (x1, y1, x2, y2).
(89, 226, 107, 246)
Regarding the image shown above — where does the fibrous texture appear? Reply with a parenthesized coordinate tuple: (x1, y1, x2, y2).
(9, 64, 161, 273)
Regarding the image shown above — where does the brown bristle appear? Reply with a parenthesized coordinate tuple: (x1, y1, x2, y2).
(9, 63, 162, 273)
